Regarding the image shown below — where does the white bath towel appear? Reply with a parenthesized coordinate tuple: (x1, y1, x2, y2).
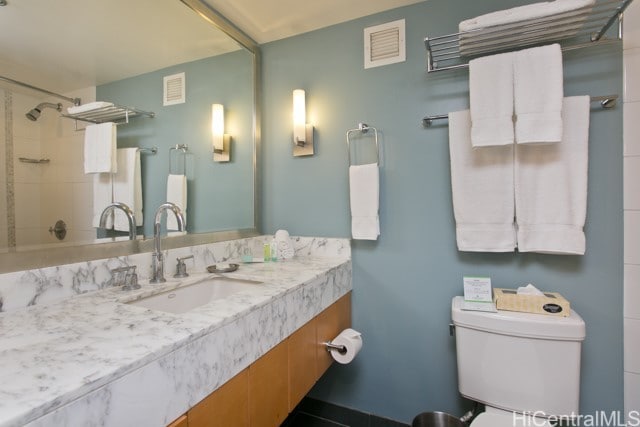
(514, 44, 564, 144)
(67, 101, 114, 115)
(349, 163, 380, 240)
(84, 122, 117, 173)
(449, 110, 516, 252)
(515, 96, 589, 255)
(167, 174, 187, 231)
(113, 148, 143, 231)
(459, 0, 595, 32)
(469, 51, 515, 147)
(92, 173, 113, 229)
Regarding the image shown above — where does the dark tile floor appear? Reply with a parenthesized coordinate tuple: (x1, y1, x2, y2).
(282, 398, 410, 427)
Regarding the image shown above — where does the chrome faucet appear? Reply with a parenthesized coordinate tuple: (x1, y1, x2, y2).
(99, 202, 137, 240)
(150, 202, 185, 283)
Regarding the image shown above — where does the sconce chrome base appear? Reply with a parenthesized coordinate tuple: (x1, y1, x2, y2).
(293, 124, 314, 157)
(213, 134, 231, 162)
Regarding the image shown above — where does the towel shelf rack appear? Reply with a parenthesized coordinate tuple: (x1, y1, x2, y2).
(425, 0, 633, 73)
(422, 94, 618, 127)
(62, 104, 155, 126)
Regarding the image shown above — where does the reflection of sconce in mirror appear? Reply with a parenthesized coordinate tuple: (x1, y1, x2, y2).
(292, 89, 314, 157)
(212, 103, 231, 162)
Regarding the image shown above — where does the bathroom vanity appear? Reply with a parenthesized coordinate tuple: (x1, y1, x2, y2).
(0, 237, 352, 427)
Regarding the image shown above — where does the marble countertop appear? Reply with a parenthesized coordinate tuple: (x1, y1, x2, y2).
(0, 256, 351, 427)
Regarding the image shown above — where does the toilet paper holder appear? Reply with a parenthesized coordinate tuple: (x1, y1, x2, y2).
(324, 342, 347, 354)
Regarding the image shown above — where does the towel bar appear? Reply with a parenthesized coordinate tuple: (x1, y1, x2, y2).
(422, 94, 618, 127)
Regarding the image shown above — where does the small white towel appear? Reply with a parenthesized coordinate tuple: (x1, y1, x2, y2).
(349, 163, 380, 240)
(514, 44, 564, 144)
(92, 173, 113, 229)
(459, 0, 595, 32)
(449, 110, 516, 252)
(67, 101, 114, 115)
(515, 96, 589, 255)
(84, 122, 117, 174)
(469, 51, 515, 147)
(167, 174, 187, 230)
(113, 148, 143, 231)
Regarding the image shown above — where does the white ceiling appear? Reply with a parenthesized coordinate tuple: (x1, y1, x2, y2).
(0, 0, 423, 96)
(203, 0, 425, 44)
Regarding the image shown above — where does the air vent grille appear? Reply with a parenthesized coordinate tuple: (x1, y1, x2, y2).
(163, 72, 185, 106)
(364, 19, 406, 69)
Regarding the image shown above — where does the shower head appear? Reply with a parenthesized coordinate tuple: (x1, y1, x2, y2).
(25, 102, 62, 121)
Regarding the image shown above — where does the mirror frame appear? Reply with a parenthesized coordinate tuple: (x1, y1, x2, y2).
(0, 0, 261, 273)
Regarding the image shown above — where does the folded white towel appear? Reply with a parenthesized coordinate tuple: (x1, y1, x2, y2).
(469, 51, 515, 147)
(67, 101, 114, 115)
(459, 0, 595, 32)
(449, 110, 516, 252)
(113, 148, 143, 231)
(515, 96, 589, 255)
(514, 44, 564, 144)
(167, 174, 187, 230)
(349, 163, 380, 240)
(92, 173, 113, 229)
(84, 122, 117, 174)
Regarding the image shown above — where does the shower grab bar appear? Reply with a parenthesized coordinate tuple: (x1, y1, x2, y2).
(422, 94, 618, 127)
(0, 75, 81, 106)
(18, 157, 50, 164)
(346, 123, 380, 166)
(169, 144, 188, 175)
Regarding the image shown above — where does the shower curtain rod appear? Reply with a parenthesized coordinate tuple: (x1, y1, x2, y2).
(0, 75, 81, 106)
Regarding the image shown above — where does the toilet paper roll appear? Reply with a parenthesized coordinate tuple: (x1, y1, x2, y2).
(329, 328, 363, 364)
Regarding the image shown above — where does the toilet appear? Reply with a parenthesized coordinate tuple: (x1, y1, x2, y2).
(451, 296, 586, 427)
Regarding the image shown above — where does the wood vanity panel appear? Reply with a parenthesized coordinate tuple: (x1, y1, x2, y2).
(316, 292, 352, 377)
(167, 414, 189, 427)
(248, 340, 289, 427)
(188, 368, 249, 427)
(287, 317, 318, 411)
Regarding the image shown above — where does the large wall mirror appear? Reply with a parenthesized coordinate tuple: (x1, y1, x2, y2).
(0, 0, 260, 272)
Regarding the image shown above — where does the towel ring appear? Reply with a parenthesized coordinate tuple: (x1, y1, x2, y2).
(169, 144, 188, 174)
(346, 123, 379, 166)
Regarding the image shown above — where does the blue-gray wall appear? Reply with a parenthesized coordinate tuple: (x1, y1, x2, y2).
(261, 0, 623, 423)
(97, 50, 254, 237)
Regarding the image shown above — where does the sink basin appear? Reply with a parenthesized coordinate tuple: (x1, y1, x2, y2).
(127, 277, 261, 314)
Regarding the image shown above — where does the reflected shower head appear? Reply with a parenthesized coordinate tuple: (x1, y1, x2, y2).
(25, 102, 62, 121)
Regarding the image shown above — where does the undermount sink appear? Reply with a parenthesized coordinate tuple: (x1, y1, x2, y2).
(127, 277, 262, 314)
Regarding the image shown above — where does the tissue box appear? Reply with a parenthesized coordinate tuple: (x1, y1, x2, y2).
(493, 288, 570, 317)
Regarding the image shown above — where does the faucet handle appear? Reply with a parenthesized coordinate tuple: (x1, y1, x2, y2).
(174, 255, 194, 278)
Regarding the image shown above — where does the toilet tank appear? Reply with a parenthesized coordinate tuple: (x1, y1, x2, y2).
(451, 296, 585, 417)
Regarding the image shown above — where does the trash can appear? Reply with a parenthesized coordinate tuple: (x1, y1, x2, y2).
(411, 411, 467, 427)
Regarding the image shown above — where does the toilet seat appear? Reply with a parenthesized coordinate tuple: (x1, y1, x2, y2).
(471, 411, 552, 427)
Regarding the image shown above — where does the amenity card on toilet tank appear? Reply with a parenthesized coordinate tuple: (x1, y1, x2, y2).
(462, 276, 497, 312)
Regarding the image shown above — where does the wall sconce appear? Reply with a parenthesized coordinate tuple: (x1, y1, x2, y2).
(292, 89, 314, 157)
(212, 103, 231, 162)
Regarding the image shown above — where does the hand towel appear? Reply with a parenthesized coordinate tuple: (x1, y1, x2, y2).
(459, 0, 595, 32)
(469, 51, 515, 147)
(113, 148, 143, 231)
(349, 163, 380, 240)
(84, 122, 117, 174)
(515, 96, 589, 255)
(92, 173, 113, 229)
(514, 44, 564, 144)
(167, 174, 187, 231)
(449, 110, 516, 252)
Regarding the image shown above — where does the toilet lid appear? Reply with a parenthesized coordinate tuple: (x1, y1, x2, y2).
(471, 412, 552, 427)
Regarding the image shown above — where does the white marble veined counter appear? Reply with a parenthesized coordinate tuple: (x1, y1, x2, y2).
(0, 238, 351, 427)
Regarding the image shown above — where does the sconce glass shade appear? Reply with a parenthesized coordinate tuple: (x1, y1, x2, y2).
(212, 103, 224, 153)
(293, 89, 306, 144)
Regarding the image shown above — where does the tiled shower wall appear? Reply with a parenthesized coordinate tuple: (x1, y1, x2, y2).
(1, 86, 95, 249)
(624, 0, 640, 419)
